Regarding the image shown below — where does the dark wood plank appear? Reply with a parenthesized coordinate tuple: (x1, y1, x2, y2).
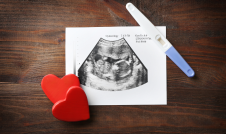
(0, 0, 226, 133)
(0, 84, 225, 133)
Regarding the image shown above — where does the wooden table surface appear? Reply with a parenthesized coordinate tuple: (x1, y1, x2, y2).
(0, 0, 226, 133)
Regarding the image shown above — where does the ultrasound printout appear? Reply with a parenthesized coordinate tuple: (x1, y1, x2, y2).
(66, 26, 167, 105)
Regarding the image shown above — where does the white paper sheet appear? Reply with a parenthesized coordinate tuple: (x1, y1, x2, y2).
(66, 26, 167, 105)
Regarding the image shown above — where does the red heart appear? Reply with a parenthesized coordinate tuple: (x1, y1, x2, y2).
(41, 74, 80, 104)
(52, 86, 90, 121)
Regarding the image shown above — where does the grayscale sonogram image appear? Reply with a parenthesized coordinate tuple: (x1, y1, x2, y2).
(78, 38, 147, 91)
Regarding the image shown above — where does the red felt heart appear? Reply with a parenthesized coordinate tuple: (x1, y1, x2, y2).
(52, 86, 90, 122)
(41, 74, 80, 104)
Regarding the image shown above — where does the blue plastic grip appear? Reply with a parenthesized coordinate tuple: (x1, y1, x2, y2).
(165, 46, 195, 77)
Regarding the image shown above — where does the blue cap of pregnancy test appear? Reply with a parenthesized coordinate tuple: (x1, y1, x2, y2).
(165, 46, 195, 77)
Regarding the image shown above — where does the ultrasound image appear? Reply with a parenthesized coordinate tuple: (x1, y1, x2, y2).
(78, 38, 148, 91)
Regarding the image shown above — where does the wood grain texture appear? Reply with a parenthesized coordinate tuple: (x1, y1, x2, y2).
(0, 0, 226, 133)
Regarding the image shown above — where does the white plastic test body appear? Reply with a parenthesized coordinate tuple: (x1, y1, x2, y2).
(126, 3, 195, 77)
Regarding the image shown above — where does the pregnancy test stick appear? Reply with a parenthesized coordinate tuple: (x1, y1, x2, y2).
(126, 3, 195, 77)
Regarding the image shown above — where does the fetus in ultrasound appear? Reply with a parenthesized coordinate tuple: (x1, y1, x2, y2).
(78, 38, 147, 91)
